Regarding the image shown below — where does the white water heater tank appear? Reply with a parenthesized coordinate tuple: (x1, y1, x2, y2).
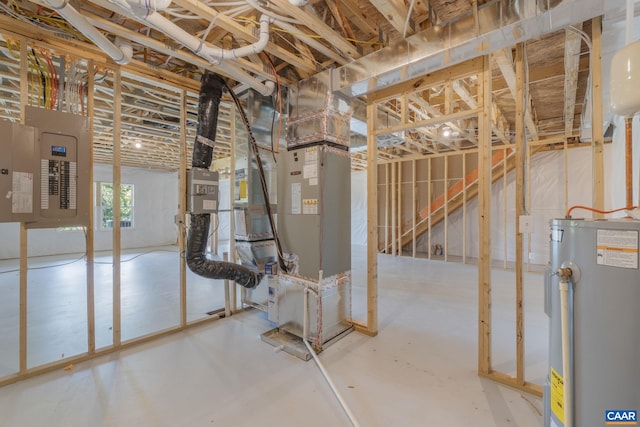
(611, 40, 640, 117)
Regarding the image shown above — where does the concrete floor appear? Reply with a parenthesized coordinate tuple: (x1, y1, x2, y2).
(0, 245, 548, 427)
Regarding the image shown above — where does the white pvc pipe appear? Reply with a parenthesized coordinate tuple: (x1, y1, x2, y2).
(559, 278, 573, 427)
(288, 0, 309, 6)
(141, 12, 271, 62)
(36, 0, 132, 64)
(125, 0, 172, 11)
(302, 273, 362, 427)
(137, 11, 275, 94)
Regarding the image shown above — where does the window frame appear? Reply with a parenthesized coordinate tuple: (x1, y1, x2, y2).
(96, 181, 135, 230)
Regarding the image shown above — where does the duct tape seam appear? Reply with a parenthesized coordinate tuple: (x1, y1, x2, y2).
(196, 135, 215, 148)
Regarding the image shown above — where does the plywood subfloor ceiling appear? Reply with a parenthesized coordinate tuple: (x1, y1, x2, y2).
(0, 0, 592, 171)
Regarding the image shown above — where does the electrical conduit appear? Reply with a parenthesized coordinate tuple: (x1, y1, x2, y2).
(186, 71, 263, 289)
(557, 267, 573, 427)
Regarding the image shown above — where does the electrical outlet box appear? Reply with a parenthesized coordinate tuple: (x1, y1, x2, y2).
(519, 215, 534, 234)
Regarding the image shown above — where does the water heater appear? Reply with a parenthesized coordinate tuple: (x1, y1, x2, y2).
(544, 219, 640, 427)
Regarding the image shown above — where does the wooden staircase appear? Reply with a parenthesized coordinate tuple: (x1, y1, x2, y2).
(382, 148, 516, 253)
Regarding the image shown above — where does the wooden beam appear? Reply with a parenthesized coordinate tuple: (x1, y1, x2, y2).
(462, 153, 467, 264)
(113, 67, 122, 347)
(272, 20, 347, 66)
(514, 43, 525, 385)
(477, 55, 492, 375)
(397, 161, 403, 255)
(370, 58, 483, 104)
(412, 95, 467, 143)
(366, 101, 379, 335)
(452, 80, 510, 144)
(270, 0, 360, 59)
(391, 162, 397, 255)
(479, 371, 543, 397)
(384, 163, 390, 252)
(87, 60, 96, 355)
(564, 25, 583, 136)
(179, 89, 187, 326)
(373, 108, 480, 137)
(591, 16, 604, 215)
(368, 0, 413, 35)
(340, 0, 379, 40)
(19, 38, 27, 375)
(0, 15, 201, 92)
(325, 0, 356, 40)
(412, 159, 417, 258)
(493, 48, 539, 140)
(167, 0, 318, 74)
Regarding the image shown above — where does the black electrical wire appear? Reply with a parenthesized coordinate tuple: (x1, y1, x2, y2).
(224, 81, 288, 274)
(31, 48, 46, 107)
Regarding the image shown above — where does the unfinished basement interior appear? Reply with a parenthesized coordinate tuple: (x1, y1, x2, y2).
(0, 0, 639, 426)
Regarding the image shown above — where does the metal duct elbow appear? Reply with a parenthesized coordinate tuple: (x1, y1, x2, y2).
(186, 71, 263, 289)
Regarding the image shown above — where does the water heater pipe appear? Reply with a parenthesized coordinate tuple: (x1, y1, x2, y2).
(557, 267, 573, 427)
(34, 0, 132, 64)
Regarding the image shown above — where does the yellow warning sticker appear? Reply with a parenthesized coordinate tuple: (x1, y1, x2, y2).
(550, 367, 565, 424)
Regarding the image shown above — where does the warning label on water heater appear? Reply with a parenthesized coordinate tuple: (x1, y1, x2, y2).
(596, 229, 639, 269)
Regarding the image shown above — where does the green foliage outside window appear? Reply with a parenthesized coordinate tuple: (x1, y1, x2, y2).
(100, 182, 134, 229)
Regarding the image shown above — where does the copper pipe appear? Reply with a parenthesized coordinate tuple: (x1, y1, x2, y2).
(626, 117, 633, 209)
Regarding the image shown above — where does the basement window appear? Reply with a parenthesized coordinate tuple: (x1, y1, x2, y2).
(97, 182, 134, 230)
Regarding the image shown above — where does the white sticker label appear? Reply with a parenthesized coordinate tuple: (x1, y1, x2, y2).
(304, 146, 318, 164)
(303, 163, 317, 179)
(302, 199, 318, 214)
(202, 200, 216, 211)
(309, 178, 318, 186)
(291, 182, 301, 214)
(11, 171, 33, 214)
(596, 229, 639, 269)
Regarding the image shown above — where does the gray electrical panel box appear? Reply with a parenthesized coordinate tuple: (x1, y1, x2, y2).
(277, 144, 351, 278)
(0, 121, 38, 222)
(0, 107, 89, 227)
(26, 106, 90, 228)
(187, 169, 219, 214)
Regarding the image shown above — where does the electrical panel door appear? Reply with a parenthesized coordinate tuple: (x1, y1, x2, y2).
(25, 106, 90, 228)
(0, 121, 38, 222)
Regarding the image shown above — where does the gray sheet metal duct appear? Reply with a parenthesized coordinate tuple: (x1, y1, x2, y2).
(332, 0, 606, 97)
(187, 71, 263, 289)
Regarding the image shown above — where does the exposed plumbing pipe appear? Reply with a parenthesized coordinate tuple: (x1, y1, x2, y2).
(34, 0, 132, 64)
(186, 71, 263, 289)
(302, 271, 362, 427)
(557, 267, 573, 427)
(119, 0, 274, 94)
(288, 0, 309, 6)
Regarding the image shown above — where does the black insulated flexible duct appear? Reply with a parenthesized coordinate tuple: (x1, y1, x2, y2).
(186, 71, 263, 289)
